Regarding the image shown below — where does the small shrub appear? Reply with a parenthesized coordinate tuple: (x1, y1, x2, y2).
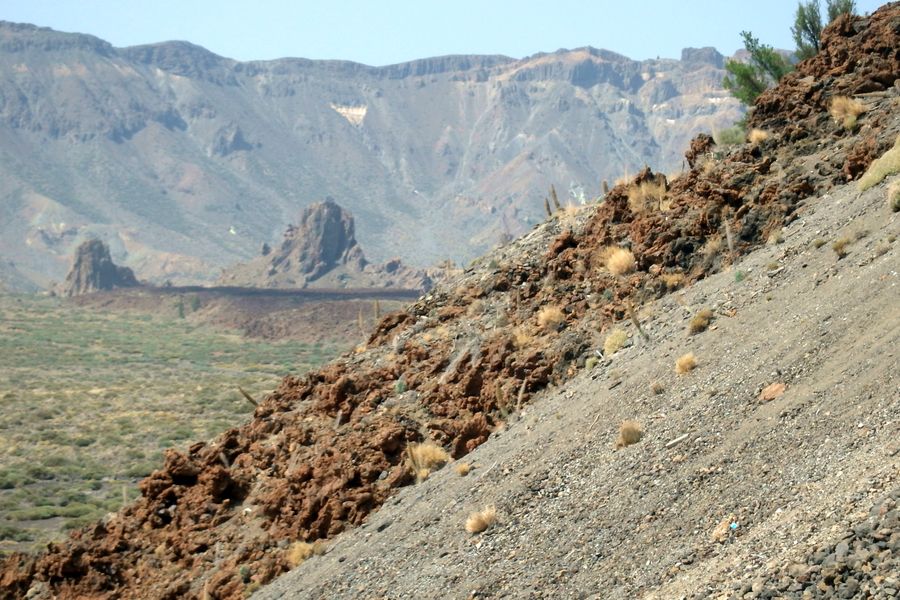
(286, 541, 325, 568)
(675, 352, 698, 374)
(512, 326, 532, 348)
(465, 505, 497, 534)
(661, 272, 685, 289)
(688, 308, 714, 335)
(455, 463, 471, 476)
(603, 247, 636, 275)
(714, 126, 746, 146)
(858, 136, 900, 191)
(537, 306, 565, 331)
(812, 238, 826, 249)
(748, 129, 771, 144)
(626, 181, 667, 213)
(734, 271, 746, 283)
(832, 237, 851, 259)
(615, 420, 643, 448)
(889, 181, 900, 212)
(650, 381, 665, 395)
(585, 356, 599, 370)
(603, 329, 628, 356)
(405, 442, 450, 482)
(829, 96, 866, 129)
(394, 378, 407, 394)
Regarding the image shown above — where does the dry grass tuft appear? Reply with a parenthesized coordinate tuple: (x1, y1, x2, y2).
(829, 96, 866, 129)
(650, 381, 665, 395)
(602, 246, 637, 275)
(614, 420, 643, 449)
(455, 463, 471, 477)
(889, 180, 900, 212)
(858, 136, 900, 191)
(537, 306, 565, 331)
(675, 352, 698, 374)
(832, 237, 851, 259)
(812, 238, 826, 249)
(661, 272, 685, 289)
(627, 180, 667, 213)
(748, 129, 771, 144)
(512, 326, 533, 348)
(603, 329, 628, 356)
(465, 505, 497, 534)
(405, 442, 450, 482)
(286, 541, 325, 568)
(688, 308, 714, 335)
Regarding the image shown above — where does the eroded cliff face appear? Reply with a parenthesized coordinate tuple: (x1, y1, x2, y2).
(59, 239, 140, 297)
(219, 198, 433, 292)
(0, 20, 742, 291)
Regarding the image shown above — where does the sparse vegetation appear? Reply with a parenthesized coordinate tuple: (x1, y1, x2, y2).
(858, 136, 900, 191)
(537, 306, 565, 331)
(829, 96, 866, 129)
(286, 540, 325, 568)
(0, 294, 340, 551)
(602, 247, 637, 275)
(650, 381, 665, 395)
(889, 181, 900, 212)
(405, 442, 450, 482)
(465, 505, 497, 534)
(794, 0, 857, 60)
(688, 308, 715, 335)
(675, 352, 698, 374)
(812, 237, 827, 248)
(661, 272, 686, 289)
(455, 463, 471, 477)
(832, 236, 851, 258)
(615, 420, 643, 448)
(626, 180, 667, 213)
(714, 126, 747, 147)
(748, 128, 771, 144)
(603, 329, 628, 356)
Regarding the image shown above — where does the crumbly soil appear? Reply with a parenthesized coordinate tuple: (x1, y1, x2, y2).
(257, 175, 899, 599)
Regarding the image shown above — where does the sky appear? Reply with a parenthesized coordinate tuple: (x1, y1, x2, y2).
(0, 1, 887, 66)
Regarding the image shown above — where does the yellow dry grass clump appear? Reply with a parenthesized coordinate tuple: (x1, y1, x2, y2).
(537, 306, 565, 331)
(829, 96, 867, 129)
(512, 326, 533, 348)
(286, 541, 325, 568)
(858, 136, 900, 191)
(890, 181, 900, 212)
(603, 328, 628, 356)
(832, 237, 851, 259)
(688, 308, 714, 335)
(465, 505, 497, 534)
(455, 463, 471, 476)
(626, 180, 667, 213)
(748, 129, 771, 144)
(675, 352, 698, 374)
(405, 442, 450, 482)
(601, 246, 636, 275)
(615, 420, 643, 448)
(661, 272, 685, 289)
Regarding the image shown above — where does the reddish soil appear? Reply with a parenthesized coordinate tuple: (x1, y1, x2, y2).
(3, 5, 898, 599)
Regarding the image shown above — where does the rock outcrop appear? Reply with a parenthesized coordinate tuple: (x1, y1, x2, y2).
(59, 239, 139, 296)
(219, 199, 434, 292)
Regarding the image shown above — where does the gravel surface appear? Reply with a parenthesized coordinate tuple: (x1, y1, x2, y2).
(256, 177, 899, 599)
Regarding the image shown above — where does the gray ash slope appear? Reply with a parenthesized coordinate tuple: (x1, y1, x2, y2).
(257, 175, 899, 598)
(0, 20, 741, 290)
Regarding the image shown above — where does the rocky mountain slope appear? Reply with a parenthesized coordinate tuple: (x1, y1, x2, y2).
(0, 21, 741, 290)
(219, 199, 434, 291)
(1, 5, 898, 600)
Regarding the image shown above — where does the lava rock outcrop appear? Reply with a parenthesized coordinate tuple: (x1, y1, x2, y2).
(59, 239, 139, 297)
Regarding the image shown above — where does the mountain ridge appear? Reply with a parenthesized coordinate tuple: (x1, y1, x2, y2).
(0, 20, 741, 291)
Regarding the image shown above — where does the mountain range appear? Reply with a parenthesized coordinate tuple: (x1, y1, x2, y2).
(0, 21, 742, 291)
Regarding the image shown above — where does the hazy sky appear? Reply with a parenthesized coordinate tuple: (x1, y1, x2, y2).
(1, 1, 887, 65)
